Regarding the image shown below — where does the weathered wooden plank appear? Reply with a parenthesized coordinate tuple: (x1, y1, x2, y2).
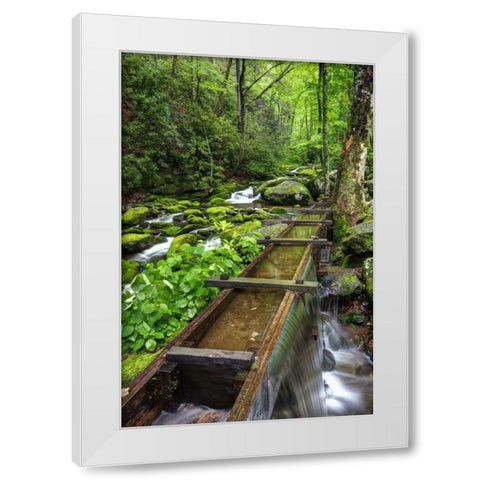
(282, 219, 333, 225)
(257, 237, 330, 246)
(205, 275, 319, 293)
(167, 346, 254, 368)
(295, 208, 333, 214)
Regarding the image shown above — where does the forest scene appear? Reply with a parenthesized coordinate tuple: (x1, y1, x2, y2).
(121, 53, 374, 426)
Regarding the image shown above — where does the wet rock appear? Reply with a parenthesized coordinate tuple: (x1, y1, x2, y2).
(342, 221, 373, 254)
(321, 267, 363, 296)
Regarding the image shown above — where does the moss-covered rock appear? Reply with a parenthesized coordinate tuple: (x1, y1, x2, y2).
(362, 257, 373, 301)
(178, 200, 193, 208)
(209, 197, 229, 206)
(186, 215, 209, 225)
(342, 221, 373, 254)
(263, 180, 313, 206)
(161, 225, 182, 236)
(321, 267, 363, 297)
(122, 259, 139, 284)
(122, 206, 149, 226)
(206, 206, 235, 216)
(122, 227, 149, 234)
(167, 233, 198, 255)
(164, 205, 182, 213)
(269, 206, 288, 214)
(254, 177, 290, 195)
(340, 309, 367, 325)
(183, 208, 203, 216)
(121, 233, 154, 253)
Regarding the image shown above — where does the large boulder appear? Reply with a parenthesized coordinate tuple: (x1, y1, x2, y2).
(294, 169, 324, 198)
(254, 177, 290, 196)
(122, 206, 149, 226)
(342, 221, 373, 254)
(262, 180, 313, 206)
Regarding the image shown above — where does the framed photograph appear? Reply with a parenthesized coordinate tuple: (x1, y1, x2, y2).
(73, 13, 408, 466)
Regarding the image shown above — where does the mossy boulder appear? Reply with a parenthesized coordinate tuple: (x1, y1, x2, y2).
(263, 180, 313, 206)
(122, 206, 149, 226)
(254, 177, 290, 196)
(161, 225, 182, 237)
(121, 233, 154, 253)
(183, 208, 203, 216)
(321, 267, 363, 297)
(209, 197, 229, 206)
(269, 206, 288, 215)
(362, 257, 373, 301)
(164, 205, 182, 213)
(121, 259, 139, 284)
(206, 206, 235, 216)
(167, 233, 198, 255)
(186, 215, 209, 225)
(342, 221, 373, 254)
(178, 200, 194, 208)
(296, 172, 324, 199)
(340, 309, 367, 325)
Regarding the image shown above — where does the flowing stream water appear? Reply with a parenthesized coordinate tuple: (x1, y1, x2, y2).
(226, 186, 261, 204)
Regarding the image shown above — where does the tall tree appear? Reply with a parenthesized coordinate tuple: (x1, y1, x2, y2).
(320, 63, 329, 195)
(333, 64, 373, 240)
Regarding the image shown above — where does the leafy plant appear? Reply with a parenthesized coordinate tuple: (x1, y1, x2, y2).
(122, 242, 244, 353)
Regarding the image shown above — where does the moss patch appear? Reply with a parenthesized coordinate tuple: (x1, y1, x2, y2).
(168, 233, 198, 255)
(122, 259, 139, 284)
(122, 206, 149, 226)
(342, 221, 373, 254)
(362, 257, 373, 301)
(122, 352, 161, 387)
(340, 310, 367, 325)
(121, 233, 154, 253)
(206, 206, 235, 216)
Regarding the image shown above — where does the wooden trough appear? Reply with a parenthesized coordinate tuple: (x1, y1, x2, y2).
(122, 207, 330, 426)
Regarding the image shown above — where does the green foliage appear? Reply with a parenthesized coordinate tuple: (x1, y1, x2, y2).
(122, 54, 355, 198)
(122, 243, 247, 353)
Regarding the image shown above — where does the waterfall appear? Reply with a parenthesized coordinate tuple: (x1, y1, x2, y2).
(269, 257, 373, 419)
(226, 186, 261, 204)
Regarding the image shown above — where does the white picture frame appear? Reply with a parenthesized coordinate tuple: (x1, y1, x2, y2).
(72, 13, 408, 466)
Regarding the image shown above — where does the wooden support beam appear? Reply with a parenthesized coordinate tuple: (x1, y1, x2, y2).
(282, 219, 332, 225)
(295, 208, 334, 214)
(205, 275, 319, 294)
(257, 237, 330, 246)
(166, 346, 254, 369)
(312, 201, 332, 207)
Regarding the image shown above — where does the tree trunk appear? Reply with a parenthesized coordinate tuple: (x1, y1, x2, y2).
(321, 63, 330, 195)
(215, 58, 232, 116)
(232, 59, 246, 175)
(333, 64, 373, 242)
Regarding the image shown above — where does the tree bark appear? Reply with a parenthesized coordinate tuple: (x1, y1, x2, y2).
(321, 63, 330, 195)
(215, 58, 233, 116)
(333, 64, 373, 241)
